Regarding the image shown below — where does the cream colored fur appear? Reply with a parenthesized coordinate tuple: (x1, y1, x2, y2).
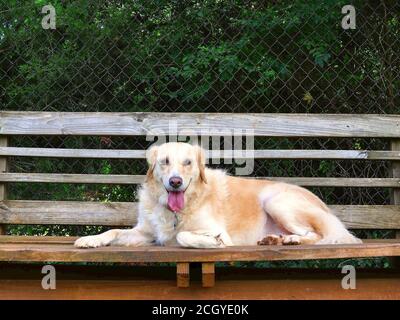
(74, 142, 362, 249)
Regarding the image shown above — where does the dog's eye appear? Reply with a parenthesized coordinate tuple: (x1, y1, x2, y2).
(160, 157, 169, 165)
(183, 159, 191, 166)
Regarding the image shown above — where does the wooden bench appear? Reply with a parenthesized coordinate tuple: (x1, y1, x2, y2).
(1, 111, 400, 296)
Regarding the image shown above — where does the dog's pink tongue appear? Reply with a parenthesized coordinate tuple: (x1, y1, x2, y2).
(167, 191, 185, 212)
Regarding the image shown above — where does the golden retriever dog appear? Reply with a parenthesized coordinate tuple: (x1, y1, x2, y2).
(74, 142, 361, 249)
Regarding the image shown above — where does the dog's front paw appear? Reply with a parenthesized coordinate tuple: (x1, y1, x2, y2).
(176, 231, 226, 249)
(74, 235, 107, 248)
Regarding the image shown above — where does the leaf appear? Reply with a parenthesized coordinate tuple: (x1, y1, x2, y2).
(303, 91, 313, 104)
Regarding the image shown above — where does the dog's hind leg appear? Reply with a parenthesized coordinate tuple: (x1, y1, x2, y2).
(259, 183, 361, 245)
(258, 184, 324, 246)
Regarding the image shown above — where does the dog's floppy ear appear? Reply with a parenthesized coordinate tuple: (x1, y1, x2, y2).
(194, 145, 207, 184)
(145, 145, 159, 181)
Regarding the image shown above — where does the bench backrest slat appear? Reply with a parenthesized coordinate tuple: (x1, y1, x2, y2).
(0, 200, 399, 229)
(0, 173, 398, 187)
(1, 112, 400, 137)
(0, 147, 400, 160)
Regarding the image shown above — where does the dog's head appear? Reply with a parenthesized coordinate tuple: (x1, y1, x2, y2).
(145, 142, 207, 212)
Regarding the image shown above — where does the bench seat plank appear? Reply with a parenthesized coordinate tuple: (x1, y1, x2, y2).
(0, 238, 398, 262)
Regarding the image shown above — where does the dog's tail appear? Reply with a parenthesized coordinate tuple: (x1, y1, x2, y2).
(313, 209, 362, 245)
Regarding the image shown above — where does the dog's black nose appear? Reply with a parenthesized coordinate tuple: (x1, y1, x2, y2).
(169, 176, 183, 189)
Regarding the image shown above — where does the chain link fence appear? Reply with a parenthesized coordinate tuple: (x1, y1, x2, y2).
(1, 1, 399, 250)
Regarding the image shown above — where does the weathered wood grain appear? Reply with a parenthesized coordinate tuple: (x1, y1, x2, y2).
(391, 139, 400, 267)
(0, 240, 399, 263)
(265, 177, 400, 187)
(0, 147, 146, 159)
(0, 137, 7, 235)
(202, 262, 215, 287)
(0, 236, 77, 244)
(1, 112, 400, 137)
(0, 200, 138, 226)
(0, 173, 143, 184)
(0, 277, 398, 300)
(332, 205, 400, 229)
(176, 262, 190, 288)
(391, 139, 400, 213)
(0, 173, 398, 187)
(0, 200, 399, 229)
(0, 147, 399, 160)
(0, 236, 397, 245)
(2, 265, 400, 299)
(0, 236, 395, 244)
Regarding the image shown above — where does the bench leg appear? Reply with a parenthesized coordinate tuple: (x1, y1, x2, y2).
(202, 262, 215, 287)
(176, 262, 190, 288)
